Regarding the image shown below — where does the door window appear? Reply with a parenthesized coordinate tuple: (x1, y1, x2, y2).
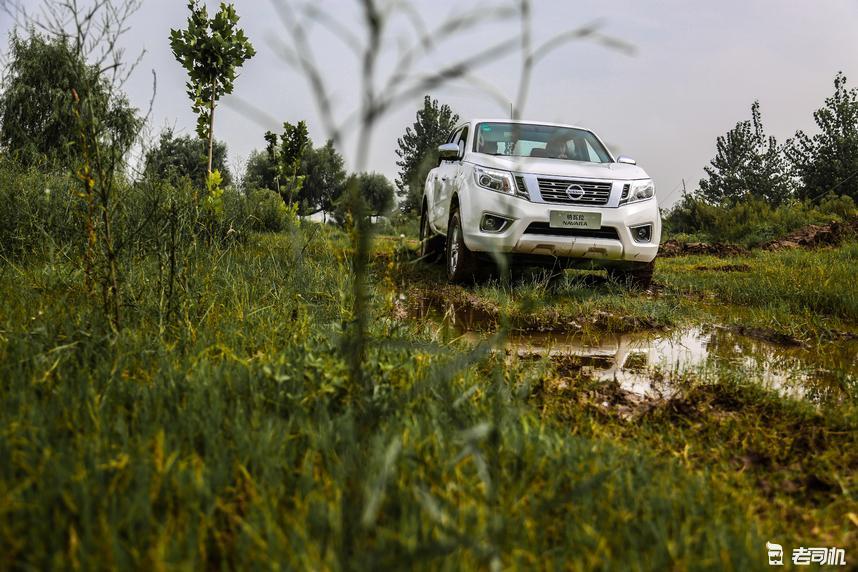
(456, 127, 469, 158)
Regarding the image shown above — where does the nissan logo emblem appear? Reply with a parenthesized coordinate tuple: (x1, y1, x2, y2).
(565, 184, 585, 200)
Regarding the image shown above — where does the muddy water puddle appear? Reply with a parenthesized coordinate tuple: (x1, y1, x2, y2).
(494, 327, 857, 401)
(410, 299, 857, 401)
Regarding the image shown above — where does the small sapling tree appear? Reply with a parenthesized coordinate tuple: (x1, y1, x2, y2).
(264, 121, 310, 207)
(170, 1, 255, 182)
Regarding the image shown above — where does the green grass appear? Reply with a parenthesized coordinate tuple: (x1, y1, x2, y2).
(383, 239, 858, 343)
(373, 235, 858, 556)
(0, 229, 776, 570)
(539, 365, 858, 553)
(3, 227, 858, 569)
(662, 194, 857, 248)
(657, 243, 858, 339)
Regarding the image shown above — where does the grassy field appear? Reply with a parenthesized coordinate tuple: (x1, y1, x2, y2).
(1, 226, 856, 569)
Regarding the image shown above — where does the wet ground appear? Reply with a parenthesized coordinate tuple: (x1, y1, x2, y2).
(409, 297, 858, 403)
(500, 327, 858, 402)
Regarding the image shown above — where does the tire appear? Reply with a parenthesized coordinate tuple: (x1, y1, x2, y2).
(419, 203, 444, 263)
(446, 207, 478, 283)
(608, 259, 655, 290)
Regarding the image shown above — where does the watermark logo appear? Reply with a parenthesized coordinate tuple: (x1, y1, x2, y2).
(792, 547, 846, 566)
(767, 542, 846, 566)
(767, 542, 784, 566)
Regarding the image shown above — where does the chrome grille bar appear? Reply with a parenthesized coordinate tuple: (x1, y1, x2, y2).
(536, 178, 612, 205)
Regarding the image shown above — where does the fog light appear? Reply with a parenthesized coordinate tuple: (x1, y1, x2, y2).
(631, 224, 652, 243)
(480, 213, 511, 233)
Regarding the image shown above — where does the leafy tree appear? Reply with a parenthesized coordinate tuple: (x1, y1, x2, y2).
(243, 135, 347, 215)
(697, 101, 792, 206)
(394, 95, 459, 214)
(786, 72, 858, 201)
(277, 121, 309, 203)
(170, 0, 255, 177)
(6, 1, 146, 330)
(264, 121, 310, 206)
(243, 149, 276, 193)
(143, 129, 232, 188)
(351, 172, 395, 216)
(0, 33, 139, 169)
(262, 130, 281, 195)
(300, 140, 347, 214)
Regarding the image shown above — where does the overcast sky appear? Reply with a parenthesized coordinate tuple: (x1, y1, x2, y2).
(3, 0, 858, 205)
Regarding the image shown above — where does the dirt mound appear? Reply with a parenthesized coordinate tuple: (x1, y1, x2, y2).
(761, 218, 858, 251)
(659, 240, 749, 258)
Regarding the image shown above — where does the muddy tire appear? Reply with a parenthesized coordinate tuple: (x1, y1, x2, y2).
(608, 259, 655, 290)
(419, 204, 444, 263)
(446, 207, 478, 283)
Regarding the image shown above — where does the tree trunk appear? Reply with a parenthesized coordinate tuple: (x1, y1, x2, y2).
(207, 78, 216, 177)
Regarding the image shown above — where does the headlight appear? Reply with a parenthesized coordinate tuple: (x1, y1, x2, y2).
(474, 166, 515, 195)
(624, 179, 655, 204)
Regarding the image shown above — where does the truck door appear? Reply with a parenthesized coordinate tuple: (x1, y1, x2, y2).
(434, 125, 468, 233)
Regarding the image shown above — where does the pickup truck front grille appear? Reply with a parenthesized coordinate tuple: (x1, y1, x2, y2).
(523, 222, 620, 240)
(537, 178, 611, 205)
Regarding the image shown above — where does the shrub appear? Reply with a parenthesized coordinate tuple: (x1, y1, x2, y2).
(663, 194, 857, 247)
(817, 193, 857, 219)
(0, 157, 82, 258)
(387, 209, 420, 238)
(246, 188, 293, 232)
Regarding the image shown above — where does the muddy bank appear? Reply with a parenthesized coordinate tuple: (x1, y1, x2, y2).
(725, 325, 805, 347)
(537, 359, 858, 550)
(543, 376, 858, 500)
(661, 217, 858, 257)
(396, 284, 857, 403)
(762, 218, 858, 251)
(660, 240, 749, 258)
(400, 284, 666, 334)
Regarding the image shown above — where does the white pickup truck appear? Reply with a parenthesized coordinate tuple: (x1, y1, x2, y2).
(420, 119, 661, 286)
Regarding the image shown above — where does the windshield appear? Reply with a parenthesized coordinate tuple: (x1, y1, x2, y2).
(472, 122, 613, 164)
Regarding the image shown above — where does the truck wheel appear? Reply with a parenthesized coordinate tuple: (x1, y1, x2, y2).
(419, 204, 444, 262)
(446, 207, 478, 283)
(608, 259, 655, 290)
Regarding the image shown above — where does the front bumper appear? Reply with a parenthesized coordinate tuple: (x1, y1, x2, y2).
(457, 181, 661, 265)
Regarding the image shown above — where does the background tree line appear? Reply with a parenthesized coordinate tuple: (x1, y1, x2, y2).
(0, 0, 396, 331)
(665, 71, 858, 243)
(0, 20, 455, 243)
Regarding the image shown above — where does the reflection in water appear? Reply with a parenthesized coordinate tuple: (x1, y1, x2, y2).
(409, 297, 857, 401)
(486, 327, 856, 401)
(494, 327, 858, 400)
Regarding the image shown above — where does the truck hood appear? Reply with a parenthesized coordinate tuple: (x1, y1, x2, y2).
(466, 154, 650, 180)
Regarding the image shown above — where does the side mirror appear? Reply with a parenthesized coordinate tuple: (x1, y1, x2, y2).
(617, 155, 637, 165)
(438, 143, 461, 162)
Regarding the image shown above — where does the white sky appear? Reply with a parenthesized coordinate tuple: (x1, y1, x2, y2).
(2, 0, 858, 206)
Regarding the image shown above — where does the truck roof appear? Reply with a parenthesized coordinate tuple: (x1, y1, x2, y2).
(466, 118, 592, 131)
